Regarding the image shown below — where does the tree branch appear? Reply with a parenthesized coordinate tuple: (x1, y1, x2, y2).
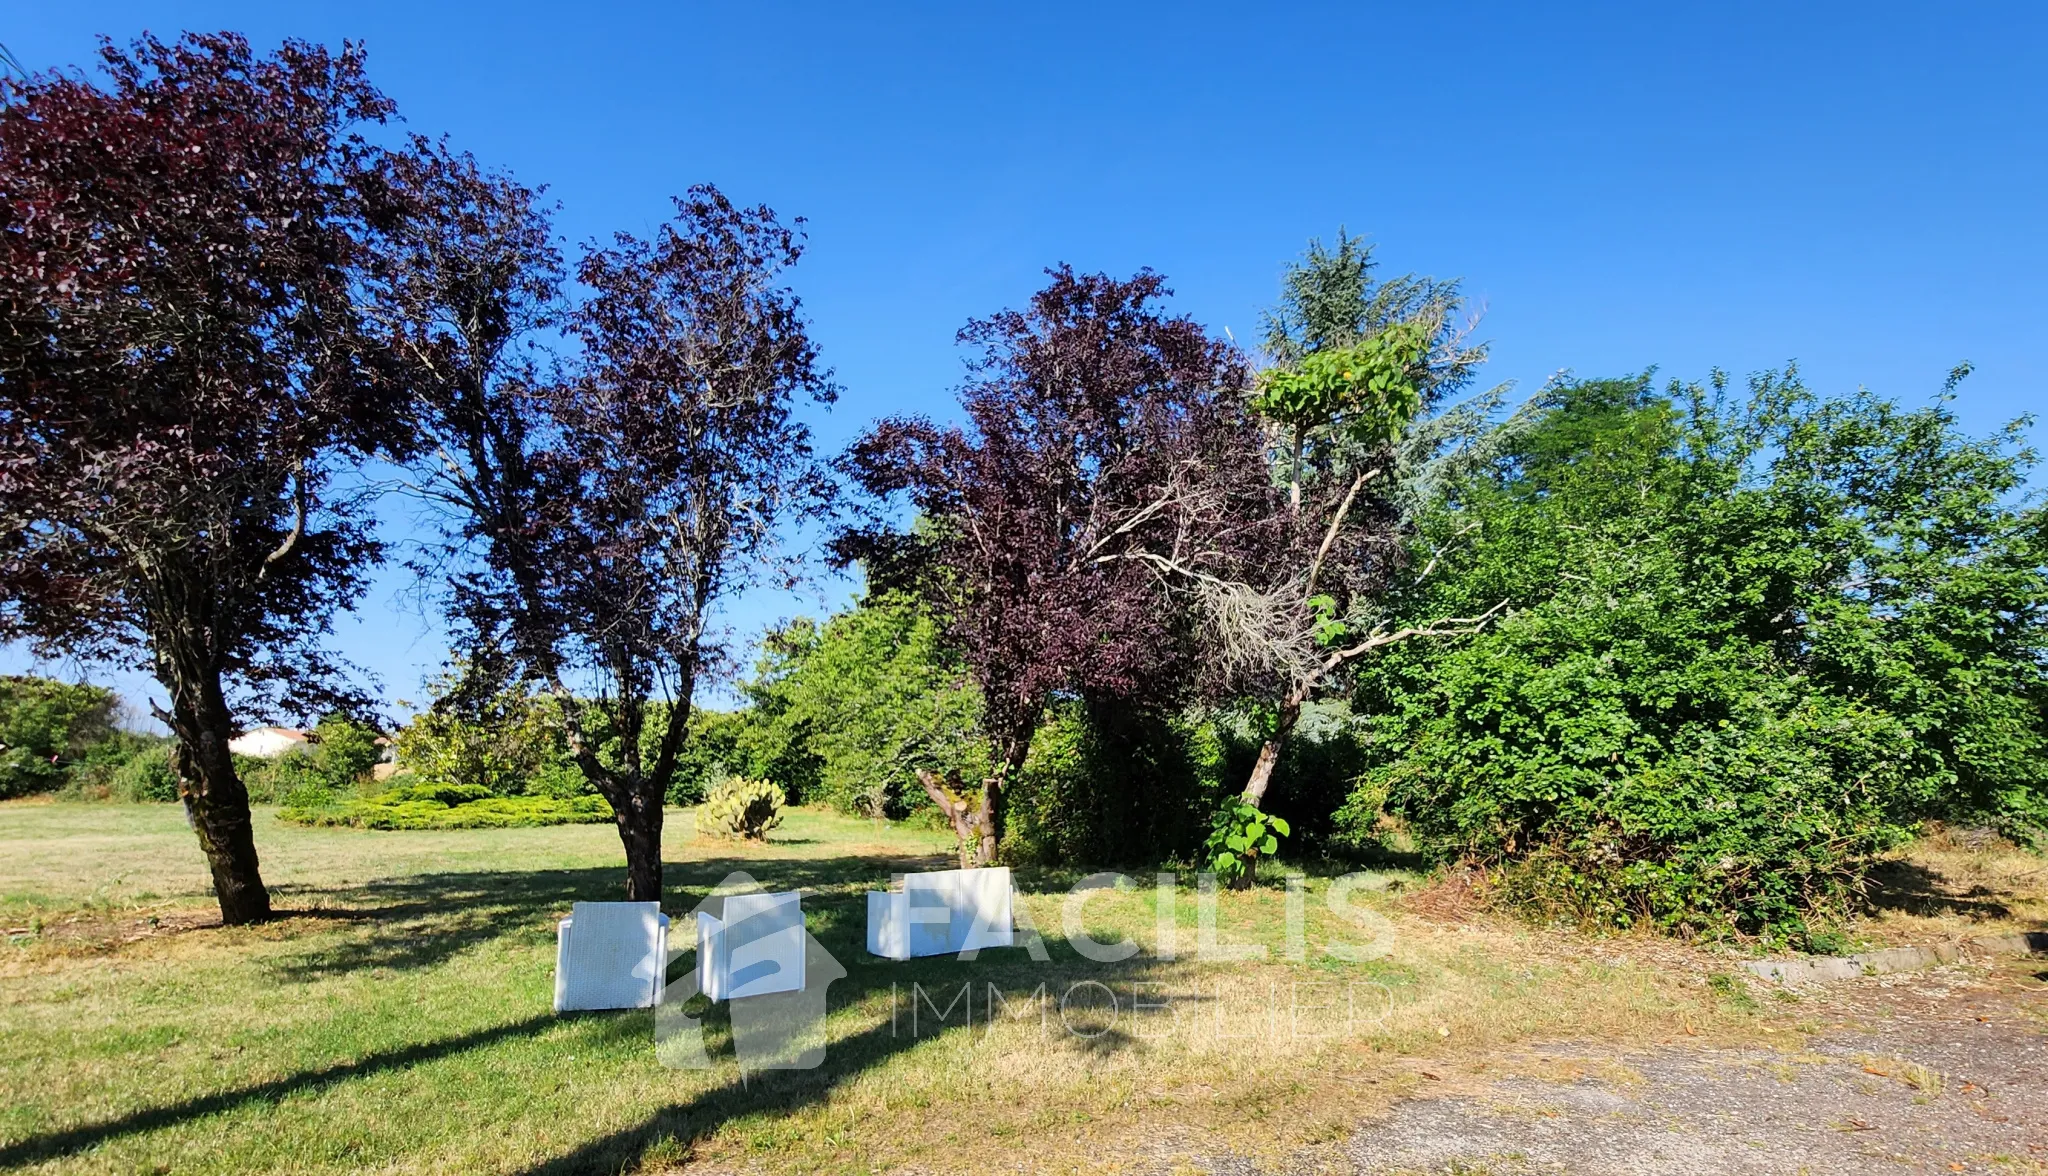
(1322, 598, 1510, 672)
(1305, 467, 1379, 597)
(258, 464, 308, 580)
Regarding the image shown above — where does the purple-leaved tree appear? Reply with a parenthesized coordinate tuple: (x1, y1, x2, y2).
(0, 34, 407, 924)
(839, 267, 1271, 865)
(393, 181, 836, 902)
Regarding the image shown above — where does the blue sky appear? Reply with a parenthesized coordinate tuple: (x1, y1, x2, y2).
(7, 1, 2044, 723)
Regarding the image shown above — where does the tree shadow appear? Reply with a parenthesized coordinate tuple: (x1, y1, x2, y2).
(0, 1014, 558, 1168)
(265, 851, 950, 982)
(1859, 859, 2015, 921)
(17, 844, 1226, 1173)
(503, 853, 1206, 1172)
(513, 946, 1186, 1176)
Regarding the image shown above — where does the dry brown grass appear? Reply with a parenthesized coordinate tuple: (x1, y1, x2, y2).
(1857, 824, 2048, 948)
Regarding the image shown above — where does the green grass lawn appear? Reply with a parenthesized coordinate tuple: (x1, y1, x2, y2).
(2, 800, 1774, 1174)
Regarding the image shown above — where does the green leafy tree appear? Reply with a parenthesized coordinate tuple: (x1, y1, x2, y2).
(309, 716, 382, 793)
(1128, 232, 1506, 811)
(1352, 370, 2047, 937)
(0, 676, 118, 797)
(395, 669, 574, 797)
(741, 593, 989, 820)
(661, 708, 748, 806)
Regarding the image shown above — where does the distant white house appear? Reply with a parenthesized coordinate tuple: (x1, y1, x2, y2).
(227, 726, 316, 759)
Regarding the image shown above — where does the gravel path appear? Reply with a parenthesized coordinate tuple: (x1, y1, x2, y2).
(1332, 962, 2048, 1175)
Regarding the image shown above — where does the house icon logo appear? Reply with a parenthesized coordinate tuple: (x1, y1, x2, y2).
(655, 871, 847, 1072)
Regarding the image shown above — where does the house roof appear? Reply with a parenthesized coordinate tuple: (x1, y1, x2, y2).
(237, 726, 313, 741)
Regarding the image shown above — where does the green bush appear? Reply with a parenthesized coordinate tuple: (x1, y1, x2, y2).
(234, 715, 386, 802)
(1349, 373, 2044, 939)
(701, 777, 785, 840)
(0, 676, 118, 798)
(394, 671, 586, 797)
(279, 780, 612, 830)
(235, 753, 304, 804)
(109, 745, 180, 803)
(662, 708, 746, 807)
(999, 700, 1363, 869)
(732, 596, 989, 816)
(1205, 797, 1290, 887)
(1003, 702, 1228, 867)
(311, 717, 382, 792)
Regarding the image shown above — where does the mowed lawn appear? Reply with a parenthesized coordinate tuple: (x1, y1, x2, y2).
(0, 801, 1861, 1174)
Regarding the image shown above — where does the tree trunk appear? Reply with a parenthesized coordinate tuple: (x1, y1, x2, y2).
(917, 728, 1031, 868)
(552, 686, 668, 904)
(977, 734, 1032, 867)
(974, 775, 1002, 867)
(918, 769, 987, 869)
(1240, 694, 1304, 809)
(612, 779, 666, 903)
(164, 665, 271, 925)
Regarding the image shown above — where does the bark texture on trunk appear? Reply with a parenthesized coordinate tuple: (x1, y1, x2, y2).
(554, 685, 672, 905)
(919, 769, 999, 869)
(1239, 694, 1303, 809)
(614, 782, 665, 903)
(165, 667, 271, 925)
(976, 775, 1002, 867)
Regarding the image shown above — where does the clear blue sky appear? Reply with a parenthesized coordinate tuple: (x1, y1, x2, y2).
(7, 1, 2044, 724)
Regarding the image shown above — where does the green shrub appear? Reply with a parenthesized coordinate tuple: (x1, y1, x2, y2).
(1003, 703, 1230, 867)
(109, 745, 180, 803)
(232, 716, 387, 802)
(701, 777, 785, 840)
(0, 676, 117, 798)
(310, 717, 381, 792)
(1205, 798, 1290, 887)
(235, 752, 310, 803)
(1347, 373, 2039, 940)
(733, 596, 989, 815)
(279, 781, 612, 830)
(393, 671, 584, 797)
(999, 700, 1379, 870)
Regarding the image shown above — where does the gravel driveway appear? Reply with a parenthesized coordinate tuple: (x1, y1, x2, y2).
(1178, 957, 2048, 1175)
(1335, 960, 2048, 1175)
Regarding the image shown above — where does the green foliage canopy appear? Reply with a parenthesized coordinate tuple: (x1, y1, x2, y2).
(0, 676, 117, 798)
(738, 593, 989, 817)
(1351, 371, 2048, 938)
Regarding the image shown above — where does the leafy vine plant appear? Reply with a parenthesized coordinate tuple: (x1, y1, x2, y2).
(1205, 797, 1291, 889)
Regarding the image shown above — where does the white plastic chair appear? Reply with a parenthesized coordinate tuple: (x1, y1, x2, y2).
(553, 901, 669, 1013)
(867, 867, 1014, 960)
(696, 889, 806, 1001)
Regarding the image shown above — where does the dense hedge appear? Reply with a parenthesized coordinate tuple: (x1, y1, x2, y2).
(0, 676, 122, 798)
(279, 781, 613, 829)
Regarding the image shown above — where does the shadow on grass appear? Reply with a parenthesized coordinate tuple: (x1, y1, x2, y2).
(0, 1015, 558, 1168)
(514, 949, 1191, 1176)
(266, 850, 951, 982)
(1860, 859, 2015, 921)
(9, 845, 1247, 1172)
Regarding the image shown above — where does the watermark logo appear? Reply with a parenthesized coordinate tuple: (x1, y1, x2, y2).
(655, 871, 846, 1072)
(655, 869, 1401, 1068)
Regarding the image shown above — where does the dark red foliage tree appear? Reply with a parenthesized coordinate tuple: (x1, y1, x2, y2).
(839, 267, 1270, 864)
(0, 34, 408, 924)
(362, 138, 565, 695)
(394, 181, 836, 903)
